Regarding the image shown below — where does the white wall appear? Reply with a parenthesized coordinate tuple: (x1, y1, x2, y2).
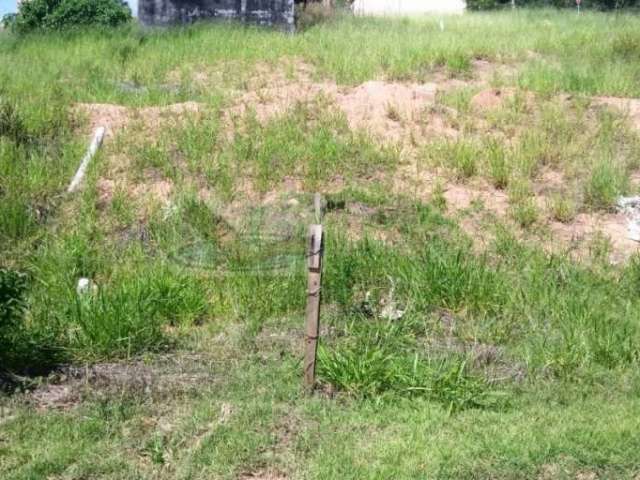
(352, 0, 465, 15)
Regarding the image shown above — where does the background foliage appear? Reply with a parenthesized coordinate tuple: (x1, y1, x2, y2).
(10, 0, 131, 33)
(467, 0, 640, 10)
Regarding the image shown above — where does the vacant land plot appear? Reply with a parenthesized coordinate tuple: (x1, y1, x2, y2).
(2, 9, 640, 479)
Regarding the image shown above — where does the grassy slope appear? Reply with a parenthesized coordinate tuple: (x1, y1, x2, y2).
(2, 9, 640, 479)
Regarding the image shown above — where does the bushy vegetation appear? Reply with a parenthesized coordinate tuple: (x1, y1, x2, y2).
(12, 0, 131, 33)
(0, 268, 29, 371)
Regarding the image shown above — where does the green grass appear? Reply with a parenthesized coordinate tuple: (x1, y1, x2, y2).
(2, 9, 640, 479)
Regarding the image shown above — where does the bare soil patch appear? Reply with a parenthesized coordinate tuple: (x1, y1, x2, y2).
(471, 87, 516, 111)
(74, 101, 203, 138)
(393, 165, 639, 262)
(239, 471, 288, 480)
(335, 80, 438, 141)
(27, 354, 216, 410)
(74, 59, 640, 263)
(593, 96, 640, 132)
(224, 60, 462, 145)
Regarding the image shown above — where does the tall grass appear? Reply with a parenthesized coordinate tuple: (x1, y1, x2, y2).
(2, 9, 640, 385)
(316, 202, 640, 393)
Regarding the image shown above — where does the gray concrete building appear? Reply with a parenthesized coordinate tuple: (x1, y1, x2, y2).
(139, 0, 296, 31)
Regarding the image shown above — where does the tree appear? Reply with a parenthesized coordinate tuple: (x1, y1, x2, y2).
(13, 0, 131, 33)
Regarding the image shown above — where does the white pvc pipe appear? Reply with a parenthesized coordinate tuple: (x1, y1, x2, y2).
(67, 127, 106, 194)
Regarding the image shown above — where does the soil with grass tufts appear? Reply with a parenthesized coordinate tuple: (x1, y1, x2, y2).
(27, 355, 217, 410)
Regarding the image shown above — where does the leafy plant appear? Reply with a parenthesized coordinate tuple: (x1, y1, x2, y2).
(14, 0, 131, 33)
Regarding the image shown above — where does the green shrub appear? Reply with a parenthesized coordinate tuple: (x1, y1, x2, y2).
(466, 0, 511, 10)
(0, 268, 27, 333)
(0, 268, 28, 370)
(14, 0, 131, 34)
(0, 267, 59, 374)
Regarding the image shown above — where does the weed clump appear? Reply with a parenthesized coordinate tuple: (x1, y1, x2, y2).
(427, 139, 479, 180)
(485, 139, 510, 189)
(318, 337, 496, 411)
(584, 160, 627, 211)
(548, 192, 578, 223)
(0, 99, 29, 145)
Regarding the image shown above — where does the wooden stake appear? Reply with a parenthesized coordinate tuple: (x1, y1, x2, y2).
(304, 223, 323, 391)
(314, 192, 323, 223)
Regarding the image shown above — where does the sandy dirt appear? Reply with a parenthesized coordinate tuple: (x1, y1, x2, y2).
(73, 60, 640, 263)
(74, 101, 203, 138)
(593, 96, 640, 132)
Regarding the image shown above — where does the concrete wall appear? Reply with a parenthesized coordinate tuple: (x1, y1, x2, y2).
(139, 0, 295, 30)
(352, 0, 465, 15)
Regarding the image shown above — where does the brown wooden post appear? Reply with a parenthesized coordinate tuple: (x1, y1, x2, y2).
(314, 192, 322, 223)
(304, 223, 323, 391)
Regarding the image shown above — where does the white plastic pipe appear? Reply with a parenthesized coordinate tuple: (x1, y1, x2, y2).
(67, 127, 106, 194)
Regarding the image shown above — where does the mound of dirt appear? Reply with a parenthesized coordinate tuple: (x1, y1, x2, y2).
(471, 88, 514, 111)
(335, 81, 438, 141)
(226, 78, 445, 145)
(225, 80, 339, 126)
(74, 101, 203, 137)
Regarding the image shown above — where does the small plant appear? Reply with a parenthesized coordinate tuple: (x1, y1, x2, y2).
(385, 102, 402, 122)
(588, 232, 612, 263)
(514, 132, 544, 179)
(485, 139, 510, 189)
(0, 267, 27, 330)
(0, 267, 28, 370)
(510, 200, 538, 228)
(34, 267, 208, 360)
(429, 140, 478, 180)
(509, 179, 538, 228)
(584, 160, 627, 211)
(548, 193, 578, 223)
(431, 181, 447, 211)
(0, 99, 29, 145)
